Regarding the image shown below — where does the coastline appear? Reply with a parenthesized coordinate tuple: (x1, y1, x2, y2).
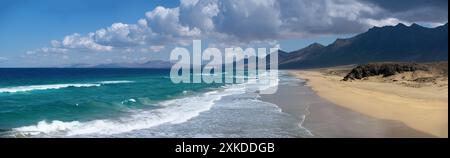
(289, 70, 448, 138)
(260, 72, 435, 138)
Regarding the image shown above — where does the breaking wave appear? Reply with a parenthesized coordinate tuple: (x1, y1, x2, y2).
(12, 84, 247, 137)
(0, 81, 134, 93)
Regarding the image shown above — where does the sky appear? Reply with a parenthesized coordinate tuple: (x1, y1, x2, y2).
(0, 0, 448, 67)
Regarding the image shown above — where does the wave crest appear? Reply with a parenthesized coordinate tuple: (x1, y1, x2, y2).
(0, 84, 101, 93)
(0, 80, 134, 93)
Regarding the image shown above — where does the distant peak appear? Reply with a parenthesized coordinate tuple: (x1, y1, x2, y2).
(308, 42, 325, 48)
(410, 23, 423, 28)
(368, 23, 424, 32)
(395, 23, 408, 27)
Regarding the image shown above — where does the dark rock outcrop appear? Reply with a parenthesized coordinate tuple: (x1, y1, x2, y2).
(343, 63, 429, 81)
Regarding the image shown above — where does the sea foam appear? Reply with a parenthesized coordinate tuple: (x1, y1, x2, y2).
(0, 84, 101, 93)
(99, 81, 134, 84)
(0, 80, 134, 93)
(12, 84, 247, 137)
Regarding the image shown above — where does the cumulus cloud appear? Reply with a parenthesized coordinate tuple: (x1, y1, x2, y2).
(62, 33, 113, 51)
(276, 0, 379, 37)
(146, 6, 200, 37)
(179, 0, 219, 32)
(144, 6, 202, 46)
(28, 0, 448, 61)
(213, 0, 282, 40)
(94, 23, 148, 47)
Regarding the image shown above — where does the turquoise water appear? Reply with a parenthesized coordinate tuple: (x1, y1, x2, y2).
(0, 69, 307, 138)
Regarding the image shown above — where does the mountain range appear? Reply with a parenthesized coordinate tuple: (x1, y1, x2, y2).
(67, 60, 174, 69)
(279, 23, 448, 69)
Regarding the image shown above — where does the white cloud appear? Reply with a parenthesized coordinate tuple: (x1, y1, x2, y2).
(180, 0, 200, 6)
(214, 0, 282, 41)
(362, 18, 411, 27)
(94, 23, 148, 47)
(179, 0, 219, 32)
(145, 6, 201, 38)
(26, 47, 68, 55)
(41, 47, 69, 53)
(62, 33, 113, 52)
(326, 0, 378, 20)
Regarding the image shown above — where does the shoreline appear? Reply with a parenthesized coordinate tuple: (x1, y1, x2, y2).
(289, 70, 448, 138)
(260, 72, 435, 138)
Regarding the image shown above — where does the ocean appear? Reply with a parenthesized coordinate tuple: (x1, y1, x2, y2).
(0, 68, 309, 138)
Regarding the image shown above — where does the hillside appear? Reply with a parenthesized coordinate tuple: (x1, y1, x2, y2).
(280, 23, 448, 69)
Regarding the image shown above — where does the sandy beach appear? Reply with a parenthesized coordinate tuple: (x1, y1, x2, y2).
(261, 72, 435, 138)
(289, 69, 448, 138)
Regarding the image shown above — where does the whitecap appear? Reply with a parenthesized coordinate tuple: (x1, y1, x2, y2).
(0, 84, 101, 93)
(98, 81, 134, 84)
(0, 80, 134, 93)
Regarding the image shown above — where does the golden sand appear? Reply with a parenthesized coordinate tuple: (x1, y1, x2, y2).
(292, 70, 448, 138)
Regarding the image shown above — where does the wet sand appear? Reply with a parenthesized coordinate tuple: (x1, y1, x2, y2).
(260, 72, 435, 138)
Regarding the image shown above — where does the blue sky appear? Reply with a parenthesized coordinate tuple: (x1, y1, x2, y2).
(0, 0, 447, 67)
(0, 0, 179, 66)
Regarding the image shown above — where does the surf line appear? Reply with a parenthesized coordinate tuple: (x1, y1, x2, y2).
(175, 141, 210, 156)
